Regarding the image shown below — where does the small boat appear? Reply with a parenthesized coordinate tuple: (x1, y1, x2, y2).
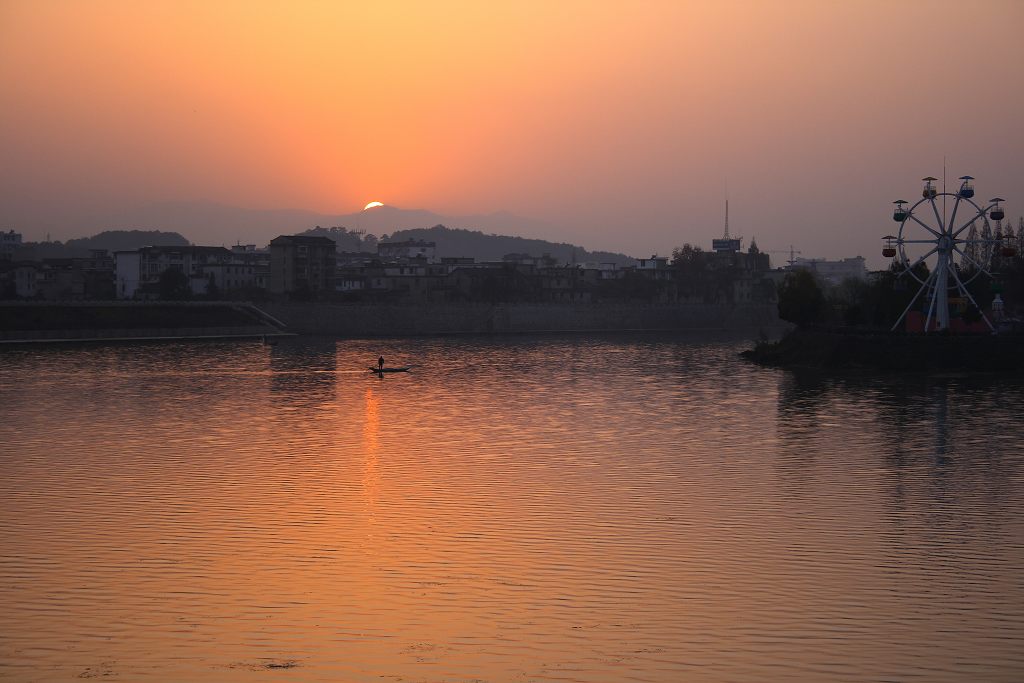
(369, 366, 411, 373)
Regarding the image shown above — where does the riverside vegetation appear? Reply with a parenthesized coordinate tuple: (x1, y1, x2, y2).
(745, 260, 1024, 372)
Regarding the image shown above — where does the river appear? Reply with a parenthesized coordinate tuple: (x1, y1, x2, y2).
(1, 334, 1022, 682)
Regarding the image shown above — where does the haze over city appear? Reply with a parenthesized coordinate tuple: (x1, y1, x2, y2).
(2, 0, 1023, 267)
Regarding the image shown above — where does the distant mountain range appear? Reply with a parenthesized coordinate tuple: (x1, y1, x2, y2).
(55, 201, 571, 246)
(297, 224, 633, 266)
(19, 202, 636, 265)
(16, 230, 190, 259)
(299, 204, 634, 264)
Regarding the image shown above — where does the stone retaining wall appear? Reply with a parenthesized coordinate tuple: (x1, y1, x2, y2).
(262, 302, 781, 337)
(0, 301, 782, 342)
(0, 325, 280, 343)
(0, 301, 286, 343)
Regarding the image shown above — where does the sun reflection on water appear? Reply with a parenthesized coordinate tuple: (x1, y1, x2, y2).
(362, 387, 380, 519)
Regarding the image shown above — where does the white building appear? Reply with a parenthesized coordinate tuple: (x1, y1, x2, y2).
(637, 255, 668, 270)
(581, 261, 622, 279)
(377, 239, 436, 262)
(192, 262, 261, 295)
(115, 246, 233, 298)
(114, 251, 142, 299)
(13, 263, 37, 297)
(1, 230, 22, 261)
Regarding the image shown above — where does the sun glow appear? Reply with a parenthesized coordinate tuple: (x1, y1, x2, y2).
(363, 201, 384, 210)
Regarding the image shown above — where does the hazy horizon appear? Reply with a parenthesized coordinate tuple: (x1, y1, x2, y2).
(2, 0, 1023, 268)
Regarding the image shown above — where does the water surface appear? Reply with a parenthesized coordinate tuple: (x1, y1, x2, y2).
(1, 334, 1022, 682)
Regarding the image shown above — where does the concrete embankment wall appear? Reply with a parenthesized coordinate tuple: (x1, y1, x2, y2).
(0, 325, 278, 343)
(262, 302, 782, 337)
(0, 301, 288, 343)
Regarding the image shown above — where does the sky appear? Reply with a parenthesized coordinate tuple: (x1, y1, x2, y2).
(2, 0, 1023, 266)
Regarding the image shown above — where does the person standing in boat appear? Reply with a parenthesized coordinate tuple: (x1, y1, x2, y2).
(378, 355, 385, 371)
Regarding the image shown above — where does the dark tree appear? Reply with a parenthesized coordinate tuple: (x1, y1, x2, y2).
(777, 269, 824, 327)
(670, 243, 712, 300)
(866, 261, 929, 328)
(962, 303, 983, 324)
(620, 270, 662, 302)
(671, 244, 707, 273)
(1000, 256, 1024, 316)
(158, 267, 191, 301)
(843, 304, 866, 327)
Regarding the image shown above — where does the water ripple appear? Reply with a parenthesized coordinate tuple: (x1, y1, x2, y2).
(1, 334, 1022, 681)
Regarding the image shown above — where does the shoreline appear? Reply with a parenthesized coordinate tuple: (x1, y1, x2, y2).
(0, 326, 779, 346)
(2, 300, 785, 344)
(261, 301, 782, 337)
(0, 301, 288, 345)
(741, 327, 1024, 373)
(0, 330, 295, 345)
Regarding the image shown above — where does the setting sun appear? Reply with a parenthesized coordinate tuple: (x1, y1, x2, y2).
(363, 201, 384, 210)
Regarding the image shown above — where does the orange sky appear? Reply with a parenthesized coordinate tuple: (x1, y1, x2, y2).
(2, 0, 1022, 261)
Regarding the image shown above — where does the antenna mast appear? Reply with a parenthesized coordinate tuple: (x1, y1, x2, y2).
(724, 200, 730, 239)
(943, 156, 947, 223)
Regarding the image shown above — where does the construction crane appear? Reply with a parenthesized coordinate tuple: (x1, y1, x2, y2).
(766, 246, 802, 267)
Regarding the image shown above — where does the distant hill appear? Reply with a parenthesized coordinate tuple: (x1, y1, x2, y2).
(19, 202, 637, 265)
(283, 204, 571, 249)
(16, 230, 190, 259)
(385, 225, 634, 266)
(296, 226, 370, 252)
(295, 223, 634, 266)
(41, 201, 636, 262)
(67, 230, 190, 251)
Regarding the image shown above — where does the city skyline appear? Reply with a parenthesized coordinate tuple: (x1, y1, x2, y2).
(2, 0, 1023, 268)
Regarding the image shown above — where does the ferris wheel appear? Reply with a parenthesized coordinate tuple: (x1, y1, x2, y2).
(882, 175, 1011, 333)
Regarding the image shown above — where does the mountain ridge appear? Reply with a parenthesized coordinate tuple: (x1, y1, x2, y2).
(15, 230, 190, 259)
(296, 223, 633, 265)
(18, 202, 637, 264)
(51, 201, 572, 246)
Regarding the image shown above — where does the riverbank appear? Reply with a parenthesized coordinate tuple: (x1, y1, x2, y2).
(742, 327, 1024, 372)
(1, 300, 783, 344)
(0, 301, 290, 344)
(261, 301, 782, 336)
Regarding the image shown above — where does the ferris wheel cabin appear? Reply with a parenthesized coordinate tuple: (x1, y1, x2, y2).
(892, 200, 908, 222)
(922, 177, 937, 198)
(990, 198, 1005, 221)
(958, 176, 975, 198)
